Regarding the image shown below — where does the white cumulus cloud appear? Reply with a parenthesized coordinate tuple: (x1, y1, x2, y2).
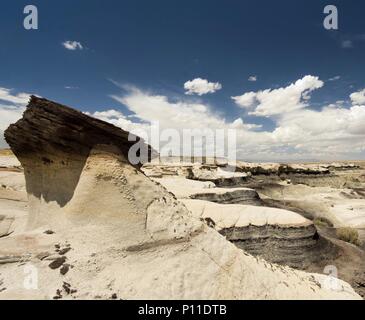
(184, 78, 222, 96)
(0, 88, 32, 130)
(0, 87, 31, 106)
(232, 75, 324, 117)
(3, 81, 365, 161)
(85, 109, 146, 134)
(270, 104, 365, 157)
(96, 82, 365, 161)
(328, 75, 341, 81)
(111, 86, 237, 131)
(350, 88, 365, 106)
(94, 85, 263, 159)
(341, 40, 353, 48)
(248, 76, 257, 82)
(0, 87, 33, 148)
(62, 41, 83, 51)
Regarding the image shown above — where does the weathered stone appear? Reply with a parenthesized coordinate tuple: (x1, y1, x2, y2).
(4, 96, 156, 229)
(60, 264, 70, 275)
(4, 96, 155, 170)
(48, 256, 66, 270)
(35, 252, 50, 260)
(58, 247, 71, 255)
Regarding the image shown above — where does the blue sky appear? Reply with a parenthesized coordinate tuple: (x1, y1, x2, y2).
(1, 0, 365, 161)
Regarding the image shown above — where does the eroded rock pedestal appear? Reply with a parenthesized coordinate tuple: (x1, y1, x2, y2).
(0, 97, 361, 300)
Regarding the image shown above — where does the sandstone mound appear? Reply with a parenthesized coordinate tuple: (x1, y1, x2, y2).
(181, 200, 336, 269)
(154, 177, 262, 205)
(0, 97, 361, 300)
(257, 182, 365, 229)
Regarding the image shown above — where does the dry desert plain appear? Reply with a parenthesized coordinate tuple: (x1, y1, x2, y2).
(0, 97, 364, 300)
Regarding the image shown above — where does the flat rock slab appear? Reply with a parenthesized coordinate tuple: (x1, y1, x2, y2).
(154, 177, 256, 199)
(330, 200, 365, 228)
(48, 256, 66, 270)
(181, 199, 313, 230)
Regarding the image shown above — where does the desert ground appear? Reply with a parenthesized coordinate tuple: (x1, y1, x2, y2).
(143, 158, 365, 297)
(0, 97, 364, 300)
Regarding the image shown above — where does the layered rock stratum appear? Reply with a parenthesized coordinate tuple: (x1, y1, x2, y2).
(153, 177, 262, 205)
(182, 200, 336, 269)
(0, 96, 361, 299)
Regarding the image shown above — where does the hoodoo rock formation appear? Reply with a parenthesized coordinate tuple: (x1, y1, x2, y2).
(0, 97, 361, 300)
(4, 96, 159, 230)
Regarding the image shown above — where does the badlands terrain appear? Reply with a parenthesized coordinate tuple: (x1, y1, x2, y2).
(0, 96, 364, 300)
